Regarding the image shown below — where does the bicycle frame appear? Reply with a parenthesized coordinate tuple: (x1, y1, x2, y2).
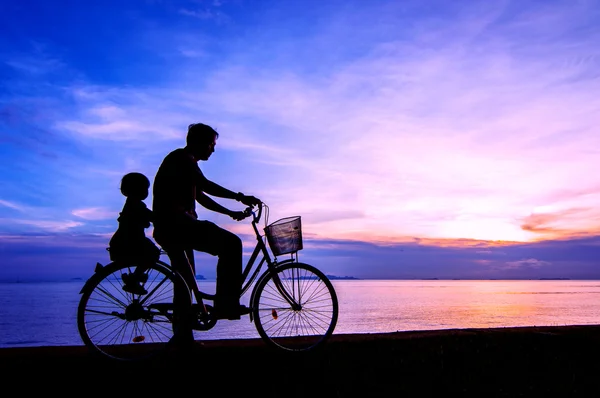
(242, 204, 301, 315)
(173, 203, 302, 319)
(241, 203, 298, 310)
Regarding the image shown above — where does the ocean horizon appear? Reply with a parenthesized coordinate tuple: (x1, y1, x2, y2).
(0, 276, 589, 283)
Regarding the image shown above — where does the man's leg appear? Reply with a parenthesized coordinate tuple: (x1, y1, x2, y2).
(167, 248, 195, 345)
(155, 223, 198, 345)
(214, 232, 243, 314)
(189, 221, 244, 317)
(154, 222, 198, 304)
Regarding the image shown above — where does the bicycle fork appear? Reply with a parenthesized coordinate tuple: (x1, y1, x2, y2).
(271, 270, 302, 311)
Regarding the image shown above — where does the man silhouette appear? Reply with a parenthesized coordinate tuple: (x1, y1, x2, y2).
(152, 123, 261, 325)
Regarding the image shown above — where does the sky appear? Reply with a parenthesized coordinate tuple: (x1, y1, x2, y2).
(1, 0, 600, 281)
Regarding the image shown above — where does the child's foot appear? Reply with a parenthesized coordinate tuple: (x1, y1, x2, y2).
(122, 273, 148, 295)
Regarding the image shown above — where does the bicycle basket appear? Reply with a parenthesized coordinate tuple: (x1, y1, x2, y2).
(264, 216, 303, 256)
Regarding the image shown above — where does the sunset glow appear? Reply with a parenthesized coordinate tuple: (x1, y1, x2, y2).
(1, 0, 599, 281)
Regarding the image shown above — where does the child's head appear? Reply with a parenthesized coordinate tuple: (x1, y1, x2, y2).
(120, 172, 150, 200)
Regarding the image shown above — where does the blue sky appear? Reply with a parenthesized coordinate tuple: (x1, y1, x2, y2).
(1, 0, 600, 281)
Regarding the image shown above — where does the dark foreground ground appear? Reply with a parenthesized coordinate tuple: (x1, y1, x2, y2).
(2, 325, 600, 397)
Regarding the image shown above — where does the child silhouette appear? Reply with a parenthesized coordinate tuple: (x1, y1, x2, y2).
(109, 172, 160, 295)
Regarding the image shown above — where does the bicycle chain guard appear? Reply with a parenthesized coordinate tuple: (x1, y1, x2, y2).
(193, 304, 217, 331)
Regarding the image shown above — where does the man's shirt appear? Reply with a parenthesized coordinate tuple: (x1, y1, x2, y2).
(152, 148, 206, 223)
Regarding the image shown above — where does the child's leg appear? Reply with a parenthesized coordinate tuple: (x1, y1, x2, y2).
(131, 239, 160, 279)
(133, 264, 149, 278)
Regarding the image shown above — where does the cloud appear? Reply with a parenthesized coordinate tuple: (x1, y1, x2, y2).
(0, 200, 26, 212)
(6, 219, 84, 232)
(178, 8, 214, 19)
(0, 233, 110, 282)
(178, 1, 229, 23)
(178, 49, 207, 58)
(520, 207, 600, 238)
(54, 88, 185, 142)
(4, 41, 65, 76)
(72, 207, 114, 221)
(504, 258, 550, 270)
(3, 0, 600, 253)
(1, 230, 600, 281)
(156, 1, 600, 242)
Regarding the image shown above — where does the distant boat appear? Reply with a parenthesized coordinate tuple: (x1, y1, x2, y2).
(326, 275, 360, 280)
(538, 278, 570, 280)
(282, 274, 359, 281)
(195, 275, 206, 280)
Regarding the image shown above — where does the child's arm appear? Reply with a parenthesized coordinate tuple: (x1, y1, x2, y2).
(133, 200, 152, 227)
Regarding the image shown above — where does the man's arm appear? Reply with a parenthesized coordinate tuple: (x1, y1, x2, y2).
(202, 179, 242, 201)
(196, 191, 248, 221)
(196, 191, 235, 216)
(200, 179, 262, 207)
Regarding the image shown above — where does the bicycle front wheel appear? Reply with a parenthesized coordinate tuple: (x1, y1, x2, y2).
(252, 262, 338, 351)
(77, 261, 191, 362)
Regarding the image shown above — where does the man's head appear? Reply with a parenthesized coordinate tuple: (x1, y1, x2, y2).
(186, 123, 219, 161)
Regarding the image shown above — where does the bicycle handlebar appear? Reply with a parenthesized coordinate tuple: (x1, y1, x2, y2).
(242, 202, 263, 225)
(255, 202, 263, 224)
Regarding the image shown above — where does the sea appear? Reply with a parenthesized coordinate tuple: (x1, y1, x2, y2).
(1, 279, 600, 348)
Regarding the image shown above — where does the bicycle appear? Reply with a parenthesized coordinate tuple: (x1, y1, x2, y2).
(77, 202, 339, 361)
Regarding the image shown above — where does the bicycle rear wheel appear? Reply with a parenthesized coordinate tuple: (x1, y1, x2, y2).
(77, 261, 191, 361)
(252, 262, 338, 351)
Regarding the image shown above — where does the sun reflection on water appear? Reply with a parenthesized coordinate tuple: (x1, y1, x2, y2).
(332, 280, 600, 334)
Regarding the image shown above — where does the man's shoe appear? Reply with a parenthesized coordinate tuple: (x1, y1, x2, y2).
(171, 331, 195, 348)
(212, 305, 252, 320)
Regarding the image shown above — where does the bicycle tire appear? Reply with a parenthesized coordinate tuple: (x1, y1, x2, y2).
(77, 261, 192, 362)
(252, 262, 338, 351)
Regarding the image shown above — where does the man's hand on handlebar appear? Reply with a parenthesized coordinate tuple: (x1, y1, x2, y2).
(237, 193, 262, 207)
(230, 209, 251, 221)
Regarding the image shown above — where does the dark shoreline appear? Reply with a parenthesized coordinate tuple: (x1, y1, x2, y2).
(3, 325, 600, 396)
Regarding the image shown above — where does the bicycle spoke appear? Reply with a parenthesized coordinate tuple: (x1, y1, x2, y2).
(78, 261, 190, 361)
(253, 263, 338, 351)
